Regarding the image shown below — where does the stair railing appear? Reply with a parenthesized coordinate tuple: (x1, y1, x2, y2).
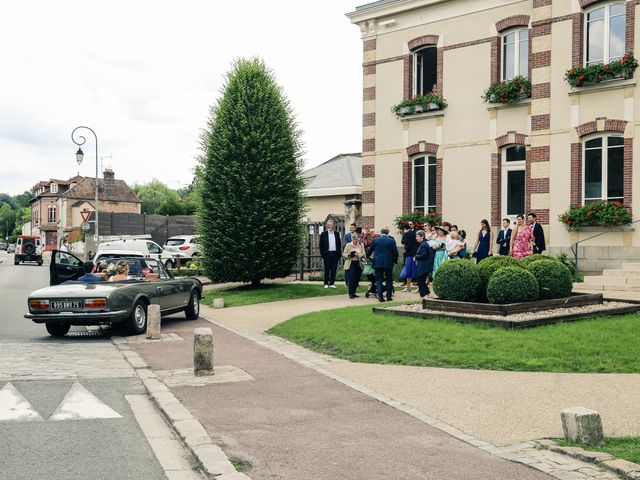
(571, 219, 640, 279)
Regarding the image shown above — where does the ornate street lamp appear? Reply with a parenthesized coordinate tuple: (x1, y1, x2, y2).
(71, 126, 99, 241)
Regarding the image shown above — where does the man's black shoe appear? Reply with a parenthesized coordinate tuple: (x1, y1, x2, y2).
(378, 297, 386, 302)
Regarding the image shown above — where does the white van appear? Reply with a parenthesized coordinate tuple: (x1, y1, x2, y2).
(95, 239, 175, 268)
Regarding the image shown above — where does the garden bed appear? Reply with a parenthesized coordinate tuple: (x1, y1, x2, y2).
(376, 295, 640, 328)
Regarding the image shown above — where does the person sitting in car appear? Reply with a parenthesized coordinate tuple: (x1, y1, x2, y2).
(77, 261, 105, 282)
(108, 261, 130, 282)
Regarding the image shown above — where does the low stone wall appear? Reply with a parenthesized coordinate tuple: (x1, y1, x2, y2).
(549, 245, 640, 275)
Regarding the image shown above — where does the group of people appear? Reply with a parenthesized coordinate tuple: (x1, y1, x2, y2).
(77, 260, 131, 282)
(318, 213, 546, 301)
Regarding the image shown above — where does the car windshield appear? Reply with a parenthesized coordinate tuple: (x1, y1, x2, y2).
(166, 239, 185, 246)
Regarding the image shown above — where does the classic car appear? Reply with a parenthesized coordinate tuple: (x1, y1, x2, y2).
(24, 250, 202, 337)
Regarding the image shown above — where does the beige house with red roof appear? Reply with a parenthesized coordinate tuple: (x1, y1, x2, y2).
(28, 169, 140, 250)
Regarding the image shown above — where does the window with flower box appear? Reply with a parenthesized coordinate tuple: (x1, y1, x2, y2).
(502, 28, 529, 80)
(585, 2, 626, 66)
(412, 156, 437, 212)
(584, 135, 624, 204)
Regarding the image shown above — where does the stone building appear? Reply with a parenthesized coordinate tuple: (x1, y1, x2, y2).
(347, 0, 640, 272)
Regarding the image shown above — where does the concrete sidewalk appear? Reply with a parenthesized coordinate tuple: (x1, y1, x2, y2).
(127, 290, 637, 479)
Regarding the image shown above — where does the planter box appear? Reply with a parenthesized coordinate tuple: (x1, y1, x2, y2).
(421, 293, 603, 316)
(570, 70, 633, 88)
(397, 103, 441, 116)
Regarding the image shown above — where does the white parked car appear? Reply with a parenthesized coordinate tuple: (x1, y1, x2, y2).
(95, 239, 176, 270)
(163, 235, 201, 268)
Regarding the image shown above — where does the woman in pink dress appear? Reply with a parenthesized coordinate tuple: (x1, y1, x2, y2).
(510, 214, 534, 259)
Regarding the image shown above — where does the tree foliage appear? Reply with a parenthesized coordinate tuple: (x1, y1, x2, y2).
(0, 190, 32, 241)
(132, 179, 193, 215)
(198, 57, 305, 284)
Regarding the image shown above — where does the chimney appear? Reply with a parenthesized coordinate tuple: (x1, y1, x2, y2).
(103, 168, 115, 200)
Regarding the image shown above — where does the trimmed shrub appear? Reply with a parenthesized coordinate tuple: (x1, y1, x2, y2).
(486, 266, 539, 304)
(526, 259, 573, 299)
(519, 254, 561, 268)
(433, 259, 482, 302)
(476, 255, 523, 290)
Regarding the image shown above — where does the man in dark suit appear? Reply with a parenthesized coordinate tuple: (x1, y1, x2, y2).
(496, 218, 512, 256)
(527, 212, 546, 254)
(366, 227, 398, 302)
(319, 219, 341, 288)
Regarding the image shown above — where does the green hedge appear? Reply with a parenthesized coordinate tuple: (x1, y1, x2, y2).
(526, 259, 573, 299)
(486, 266, 539, 304)
(433, 259, 482, 302)
(476, 256, 523, 292)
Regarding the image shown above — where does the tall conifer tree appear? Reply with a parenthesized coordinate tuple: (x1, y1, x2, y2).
(198, 58, 305, 285)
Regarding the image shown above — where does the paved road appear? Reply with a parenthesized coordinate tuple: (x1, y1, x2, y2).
(0, 251, 179, 480)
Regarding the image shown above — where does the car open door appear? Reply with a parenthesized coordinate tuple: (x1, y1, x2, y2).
(50, 250, 85, 285)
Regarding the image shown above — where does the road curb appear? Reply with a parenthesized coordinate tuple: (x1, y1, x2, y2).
(112, 335, 252, 480)
(544, 442, 640, 479)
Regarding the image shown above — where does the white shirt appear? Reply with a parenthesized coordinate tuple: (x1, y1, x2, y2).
(327, 230, 336, 251)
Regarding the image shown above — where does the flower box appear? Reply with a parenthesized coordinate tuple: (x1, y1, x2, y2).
(482, 76, 531, 104)
(564, 53, 638, 87)
(392, 95, 447, 118)
(559, 200, 632, 231)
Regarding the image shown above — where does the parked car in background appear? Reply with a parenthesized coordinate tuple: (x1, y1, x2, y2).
(0, 243, 7, 251)
(92, 249, 144, 264)
(95, 238, 176, 269)
(7, 244, 16, 253)
(25, 250, 202, 337)
(163, 235, 201, 268)
(15, 236, 43, 265)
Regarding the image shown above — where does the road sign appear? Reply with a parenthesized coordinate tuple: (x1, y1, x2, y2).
(80, 210, 92, 223)
(82, 223, 90, 232)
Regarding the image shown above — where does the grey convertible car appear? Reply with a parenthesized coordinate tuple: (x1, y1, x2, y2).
(25, 250, 202, 337)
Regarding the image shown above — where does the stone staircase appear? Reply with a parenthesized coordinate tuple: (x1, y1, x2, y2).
(574, 262, 640, 292)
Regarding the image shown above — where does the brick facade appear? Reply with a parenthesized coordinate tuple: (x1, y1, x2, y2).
(496, 15, 531, 33)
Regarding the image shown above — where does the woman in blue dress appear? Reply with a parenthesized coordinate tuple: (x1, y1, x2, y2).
(431, 226, 449, 275)
(472, 219, 493, 263)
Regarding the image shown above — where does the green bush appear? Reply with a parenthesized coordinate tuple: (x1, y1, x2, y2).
(486, 266, 539, 304)
(433, 259, 482, 302)
(526, 259, 573, 299)
(476, 255, 523, 291)
(519, 254, 560, 268)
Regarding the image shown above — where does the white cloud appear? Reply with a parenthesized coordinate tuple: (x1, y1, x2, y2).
(0, 0, 363, 195)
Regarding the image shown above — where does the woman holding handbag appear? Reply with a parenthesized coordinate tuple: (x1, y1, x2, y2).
(343, 234, 365, 299)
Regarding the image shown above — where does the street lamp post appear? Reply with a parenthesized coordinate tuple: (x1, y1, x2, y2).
(71, 126, 99, 242)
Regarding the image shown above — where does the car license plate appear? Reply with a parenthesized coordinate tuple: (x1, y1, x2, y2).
(51, 300, 83, 310)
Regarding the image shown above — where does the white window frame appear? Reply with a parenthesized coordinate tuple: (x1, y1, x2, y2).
(50, 183, 58, 194)
(582, 134, 625, 203)
(413, 46, 437, 96)
(501, 28, 529, 81)
(411, 155, 437, 212)
(501, 145, 526, 221)
(584, 2, 626, 66)
(48, 205, 56, 223)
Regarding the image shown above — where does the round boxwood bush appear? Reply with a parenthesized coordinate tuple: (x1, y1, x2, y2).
(526, 258, 573, 299)
(433, 259, 482, 302)
(486, 266, 539, 304)
(519, 254, 561, 268)
(476, 255, 523, 290)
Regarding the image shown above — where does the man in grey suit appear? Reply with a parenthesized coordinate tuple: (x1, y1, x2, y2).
(366, 227, 399, 302)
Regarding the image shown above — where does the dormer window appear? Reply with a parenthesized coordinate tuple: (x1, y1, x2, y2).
(50, 183, 58, 194)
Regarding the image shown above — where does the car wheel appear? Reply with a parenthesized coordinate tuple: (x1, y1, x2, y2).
(46, 323, 70, 337)
(164, 260, 174, 271)
(14, 258, 20, 265)
(128, 300, 148, 335)
(185, 290, 200, 320)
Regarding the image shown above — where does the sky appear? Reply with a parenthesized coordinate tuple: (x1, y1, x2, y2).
(0, 0, 364, 195)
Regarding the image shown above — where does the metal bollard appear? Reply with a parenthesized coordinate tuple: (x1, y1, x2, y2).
(146, 304, 161, 340)
(194, 327, 214, 376)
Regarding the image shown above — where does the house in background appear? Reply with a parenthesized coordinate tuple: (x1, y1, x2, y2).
(347, 0, 640, 273)
(28, 169, 140, 250)
(303, 153, 362, 226)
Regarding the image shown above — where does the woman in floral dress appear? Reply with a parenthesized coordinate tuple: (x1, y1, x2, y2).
(510, 214, 534, 259)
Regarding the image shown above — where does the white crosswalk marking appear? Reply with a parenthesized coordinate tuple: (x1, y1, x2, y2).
(0, 382, 43, 422)
(49, 382, 122, 421)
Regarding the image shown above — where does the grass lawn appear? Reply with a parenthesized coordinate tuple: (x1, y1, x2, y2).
(557, 437, 640, 464)
(267, 305, 640, 373)
(202, 282, 353, 308)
